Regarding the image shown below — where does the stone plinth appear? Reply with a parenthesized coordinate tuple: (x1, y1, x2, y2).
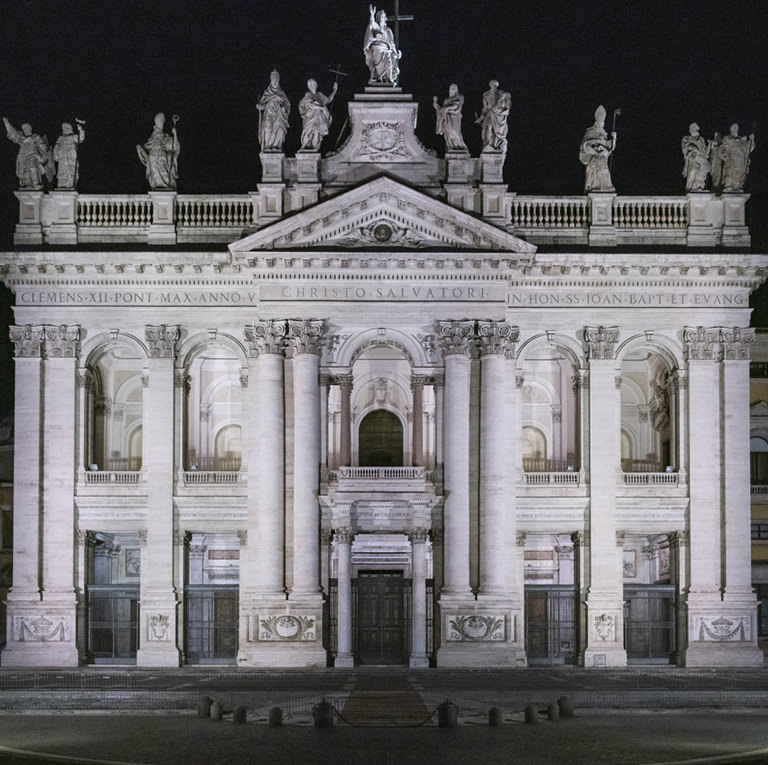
(720, 193, 751, 248)
(587, 192, 617, 246)
(148, 191, 177, 245)
(13, 191, 44, 245)
(43, 191, 78, 245)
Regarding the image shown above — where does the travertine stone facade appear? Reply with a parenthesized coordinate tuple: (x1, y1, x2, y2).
(0, 86, 765, 669)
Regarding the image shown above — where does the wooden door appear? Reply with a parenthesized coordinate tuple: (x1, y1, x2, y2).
(357, 571, 405, 664)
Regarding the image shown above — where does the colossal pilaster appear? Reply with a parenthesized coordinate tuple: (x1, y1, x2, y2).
(409, 528, 430, 668)
(334, 529, 354, 668)
(136, 324, 181, 666)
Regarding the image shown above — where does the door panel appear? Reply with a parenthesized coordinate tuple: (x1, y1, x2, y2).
(357, 572, 405, 664)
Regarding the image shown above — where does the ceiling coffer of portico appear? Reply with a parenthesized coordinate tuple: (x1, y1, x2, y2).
(228, 177, 536, 255)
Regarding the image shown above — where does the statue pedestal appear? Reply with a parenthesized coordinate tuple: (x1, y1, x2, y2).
(148, 191, 177, 245)
(686, 192, 721, 247)
(45, 191, 79, 245)
(720, 193, 751, 248)
(296, 151, 321, 183)
(13, 191, 45, 245)
(481, 151, 505, 183)
(587, 192, 617, 246)
(445, 152, 476, 184)
(260, 152, 285, 183)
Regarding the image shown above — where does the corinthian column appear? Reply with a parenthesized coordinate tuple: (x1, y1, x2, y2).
(288, 320, 325, 598)
(436, 320, 474, 597)
(337, 373, 353, 467)
(476, 321, 518, 595)
(334, 529, 354, 668)
(411, 375, 426, 467)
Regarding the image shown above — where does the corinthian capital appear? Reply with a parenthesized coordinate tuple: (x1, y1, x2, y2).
(287, 319, 325, 355)
(584, 325, 619, 360)
(9, 324, 45, 358)
(720, 326, 754, 360)
(683, 326, 720, 361)
(43, 324, 81, 358)
(436, 320, 475, 357)
(476, 320, 519, 358)
(145, 325, 180, 358)
(244, 320, 287, 357)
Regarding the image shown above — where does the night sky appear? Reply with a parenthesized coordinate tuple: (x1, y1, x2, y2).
(0, 0, 767, 416)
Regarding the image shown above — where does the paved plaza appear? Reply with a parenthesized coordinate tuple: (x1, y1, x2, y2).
(0, 667, 767, 763)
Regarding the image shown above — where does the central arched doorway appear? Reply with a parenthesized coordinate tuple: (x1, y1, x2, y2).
(358, 410, 403, 466)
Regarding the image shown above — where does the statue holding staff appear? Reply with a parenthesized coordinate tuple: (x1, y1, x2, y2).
(257, 70, 290, 152)
(364, 5, 401, 85)
(299, 79, 338, 151)
(136, 112, 179, 190)
(3, 117, 50, 189)
(719, 122, 756, 192)
(54, 119, 86, 189)
(476, 80, 511, 153)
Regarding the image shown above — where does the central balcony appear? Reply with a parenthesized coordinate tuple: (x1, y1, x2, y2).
(327, 466, 433, 494)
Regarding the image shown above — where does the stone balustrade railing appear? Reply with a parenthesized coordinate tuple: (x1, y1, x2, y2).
(182, 470, 245, 484)
(11, 189, 751, 248)
(84, 470, 144, 484)
(621, 472, 679, 486)
(523, 471, 580, 486)
(333, 466, 427, 480)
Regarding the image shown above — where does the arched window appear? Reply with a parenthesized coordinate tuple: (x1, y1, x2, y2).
(358, 410, 403, 466)
(751, 437, 768, 485)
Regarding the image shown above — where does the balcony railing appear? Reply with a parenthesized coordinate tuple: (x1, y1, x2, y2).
(14, 190, 750, 248)
(84, 470, 143, 484)
(523, 472, 580, 486)
(182, 470, 244, 485)
(621, 472, 679, 486)
(333, 466, 427, 480)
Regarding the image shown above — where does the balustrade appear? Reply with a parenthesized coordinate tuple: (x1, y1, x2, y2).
(621, 472, 679, 486)
(84, 470, 143, 484)
(523, 471, 580, 486)
(176, 196, 252, 228)
(613, 197, 687, 228)
(511, 197, 589, 229)
(77, 196, 153, 227)
(182, 470, 243, 484)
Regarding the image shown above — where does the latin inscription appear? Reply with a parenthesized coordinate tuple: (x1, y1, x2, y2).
(509, 291, 747, 307)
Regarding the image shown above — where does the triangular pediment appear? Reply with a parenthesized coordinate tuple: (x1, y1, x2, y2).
(229, 176, 536, 255)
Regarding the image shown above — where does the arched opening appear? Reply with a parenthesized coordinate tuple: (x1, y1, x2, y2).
(751, 436, 768, 485)
(522, 425, 548, 471)
(358, 410, 403, 466)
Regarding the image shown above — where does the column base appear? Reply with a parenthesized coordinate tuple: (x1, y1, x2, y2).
(136, 647, 181, 667)
(334, 653, 354, 668)
(683, 593, 764, 667)
(3, 594, 79, 667)
(238, 596, 327, 668)
(409, 654, 430, 669)
(582, 591, 627, 667)
(136, 590, 180, 667)
(435, 596, 527, 668)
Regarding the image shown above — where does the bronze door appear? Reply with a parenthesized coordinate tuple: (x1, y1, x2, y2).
(356, 571, 406, 664)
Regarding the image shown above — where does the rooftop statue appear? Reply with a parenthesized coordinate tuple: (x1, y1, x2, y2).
(299, 79, 338, 151)
(710, 132, 724, 193)
(433, 84, 468, 152)
(476, 80, 511, 153)
(3, 117, 50, 190)
(579, 105, 616, 192)
(53, 120, 86, 190)
(681, 123, 711, 192)
(719, 123, 755, 193)
(136, 113, 179, 190)
(364, 5, 401, 85)
(257, 70, 290, 152)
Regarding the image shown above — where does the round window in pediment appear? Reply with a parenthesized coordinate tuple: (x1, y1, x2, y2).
(373, 222, 393, 242)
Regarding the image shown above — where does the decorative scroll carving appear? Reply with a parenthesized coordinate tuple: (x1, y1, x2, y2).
(683, 326, 720, 361)
(145, 324, 180, 358)
(147, 614, 170, 641)
(417, 334, 437, 363)
(593, 613, 615, 641)
(244, 320, 287, 357)
(15, 615, 71, 642)
(447, 614, 505, 642)
(584, 326, 619, 360)
(721, 327, 754, 360)
(336, 219, 423, 248)
(287, 319, 325, 356)
(408, 528, 430, 544)
(259, 614, 317, 641)
(43, 325, 80, 358)
(695, 615, 749, 642)
(410, 374, 428, 392)
(9, 324, 44, 358)
(436, 320, 475, 357)
(476, 320, 519, 358)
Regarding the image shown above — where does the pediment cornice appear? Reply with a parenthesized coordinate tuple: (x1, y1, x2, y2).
(228, 176, 536, 255)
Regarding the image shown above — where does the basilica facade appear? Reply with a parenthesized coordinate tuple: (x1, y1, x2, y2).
(0, 77, 766, 669)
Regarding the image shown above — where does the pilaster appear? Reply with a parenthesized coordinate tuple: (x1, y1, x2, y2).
(334, 529, 354, 668)
(409, 528, 430, 668)
(136, 324, 181, 666)
(582, 326, 626, 667)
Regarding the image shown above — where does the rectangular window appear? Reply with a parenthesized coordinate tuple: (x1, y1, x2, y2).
(751, 523, 768, 540)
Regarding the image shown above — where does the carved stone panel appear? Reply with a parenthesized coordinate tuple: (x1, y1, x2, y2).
(259, 614, 317, 641)
(447, 614, 505, 642)
(14, 615, 71, 642)
(695, 615, 750, 642)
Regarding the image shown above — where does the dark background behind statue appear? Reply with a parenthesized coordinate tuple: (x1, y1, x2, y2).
(0, 0, 767, 422)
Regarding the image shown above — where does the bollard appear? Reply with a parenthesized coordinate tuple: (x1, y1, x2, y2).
(210, 701, 223, 721)
(197, 696, 212, 718)
(547, 702, 560, 721)
(313, 699, 334, 729)
(488, 707, 504, 726)
(558, 695, 574, 719)
(524, 704, 538, 724)
(437, 700, 459, 729)
(233, 706, 247, 724)
(268, 706, 283, 727)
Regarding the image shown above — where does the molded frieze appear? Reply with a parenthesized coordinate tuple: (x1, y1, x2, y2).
(14, 615, 71, 642)
(695, 615, 750, 642)
(244, 319, 287, 357)
(145, 324, 180, 358)
(259, 614, 317, 641)
(447, 614, 505, 642)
